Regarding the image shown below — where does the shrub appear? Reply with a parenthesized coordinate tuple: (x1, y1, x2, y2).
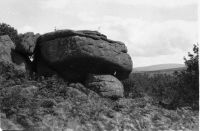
(0, 23, 21, 44)
(123, 44, 199, 110)
(172, 44, 199, 109)
(122, 73, 150, 98)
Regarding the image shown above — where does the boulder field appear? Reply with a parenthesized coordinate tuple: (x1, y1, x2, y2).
(0, 29, 133, 99)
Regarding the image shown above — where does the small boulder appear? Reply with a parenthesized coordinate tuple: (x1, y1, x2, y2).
(85, 74, 124, 99)
(0, 35, 15, 63)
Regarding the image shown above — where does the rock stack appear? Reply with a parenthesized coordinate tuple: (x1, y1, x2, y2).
(0, 29, 133, 99)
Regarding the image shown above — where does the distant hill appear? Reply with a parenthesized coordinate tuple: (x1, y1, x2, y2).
(133, 64, 186, 74)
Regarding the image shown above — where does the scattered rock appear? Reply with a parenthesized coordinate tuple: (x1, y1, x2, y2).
(4, 85, 38, 100)
(0, 113, 23, 130)
(16, 114, 34, 128)
(65, 86, 88, 99)
(20, 85, 38, 98)
(85, 74, 124, 99)
(69, 83, 99, 96)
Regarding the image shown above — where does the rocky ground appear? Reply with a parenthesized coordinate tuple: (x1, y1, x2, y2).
(0, 64, 198, 131)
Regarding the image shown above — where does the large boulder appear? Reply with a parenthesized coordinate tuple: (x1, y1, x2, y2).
(16, 32, 40, 55)
(85, 74, 124, 99)
(34, 30, 132, 81)
(0, 35, 31, 73)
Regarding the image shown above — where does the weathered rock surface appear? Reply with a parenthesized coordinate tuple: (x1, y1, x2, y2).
(0, 35, 15, 63)
(34, 30, 132, 81)
(0, 35, 32, 73)
(16, 32, 40, 55)
(85, 74, 124, 99)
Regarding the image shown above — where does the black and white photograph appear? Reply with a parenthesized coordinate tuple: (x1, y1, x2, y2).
(0, 0, 199, 130)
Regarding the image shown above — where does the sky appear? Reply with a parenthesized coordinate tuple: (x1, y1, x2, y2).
(0, 0, 198, 67)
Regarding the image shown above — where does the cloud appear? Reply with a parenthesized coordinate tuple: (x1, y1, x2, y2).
(111, 19, 196, 57)
(18, 25, 35, 33)
(100, 0, 197, 7)
(14, 0, 197, 61)
(39, 0, 72, 9)
(127, 20, 197, 57)
(73, 15, 197, 58)
(0, 0, 197, 67)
